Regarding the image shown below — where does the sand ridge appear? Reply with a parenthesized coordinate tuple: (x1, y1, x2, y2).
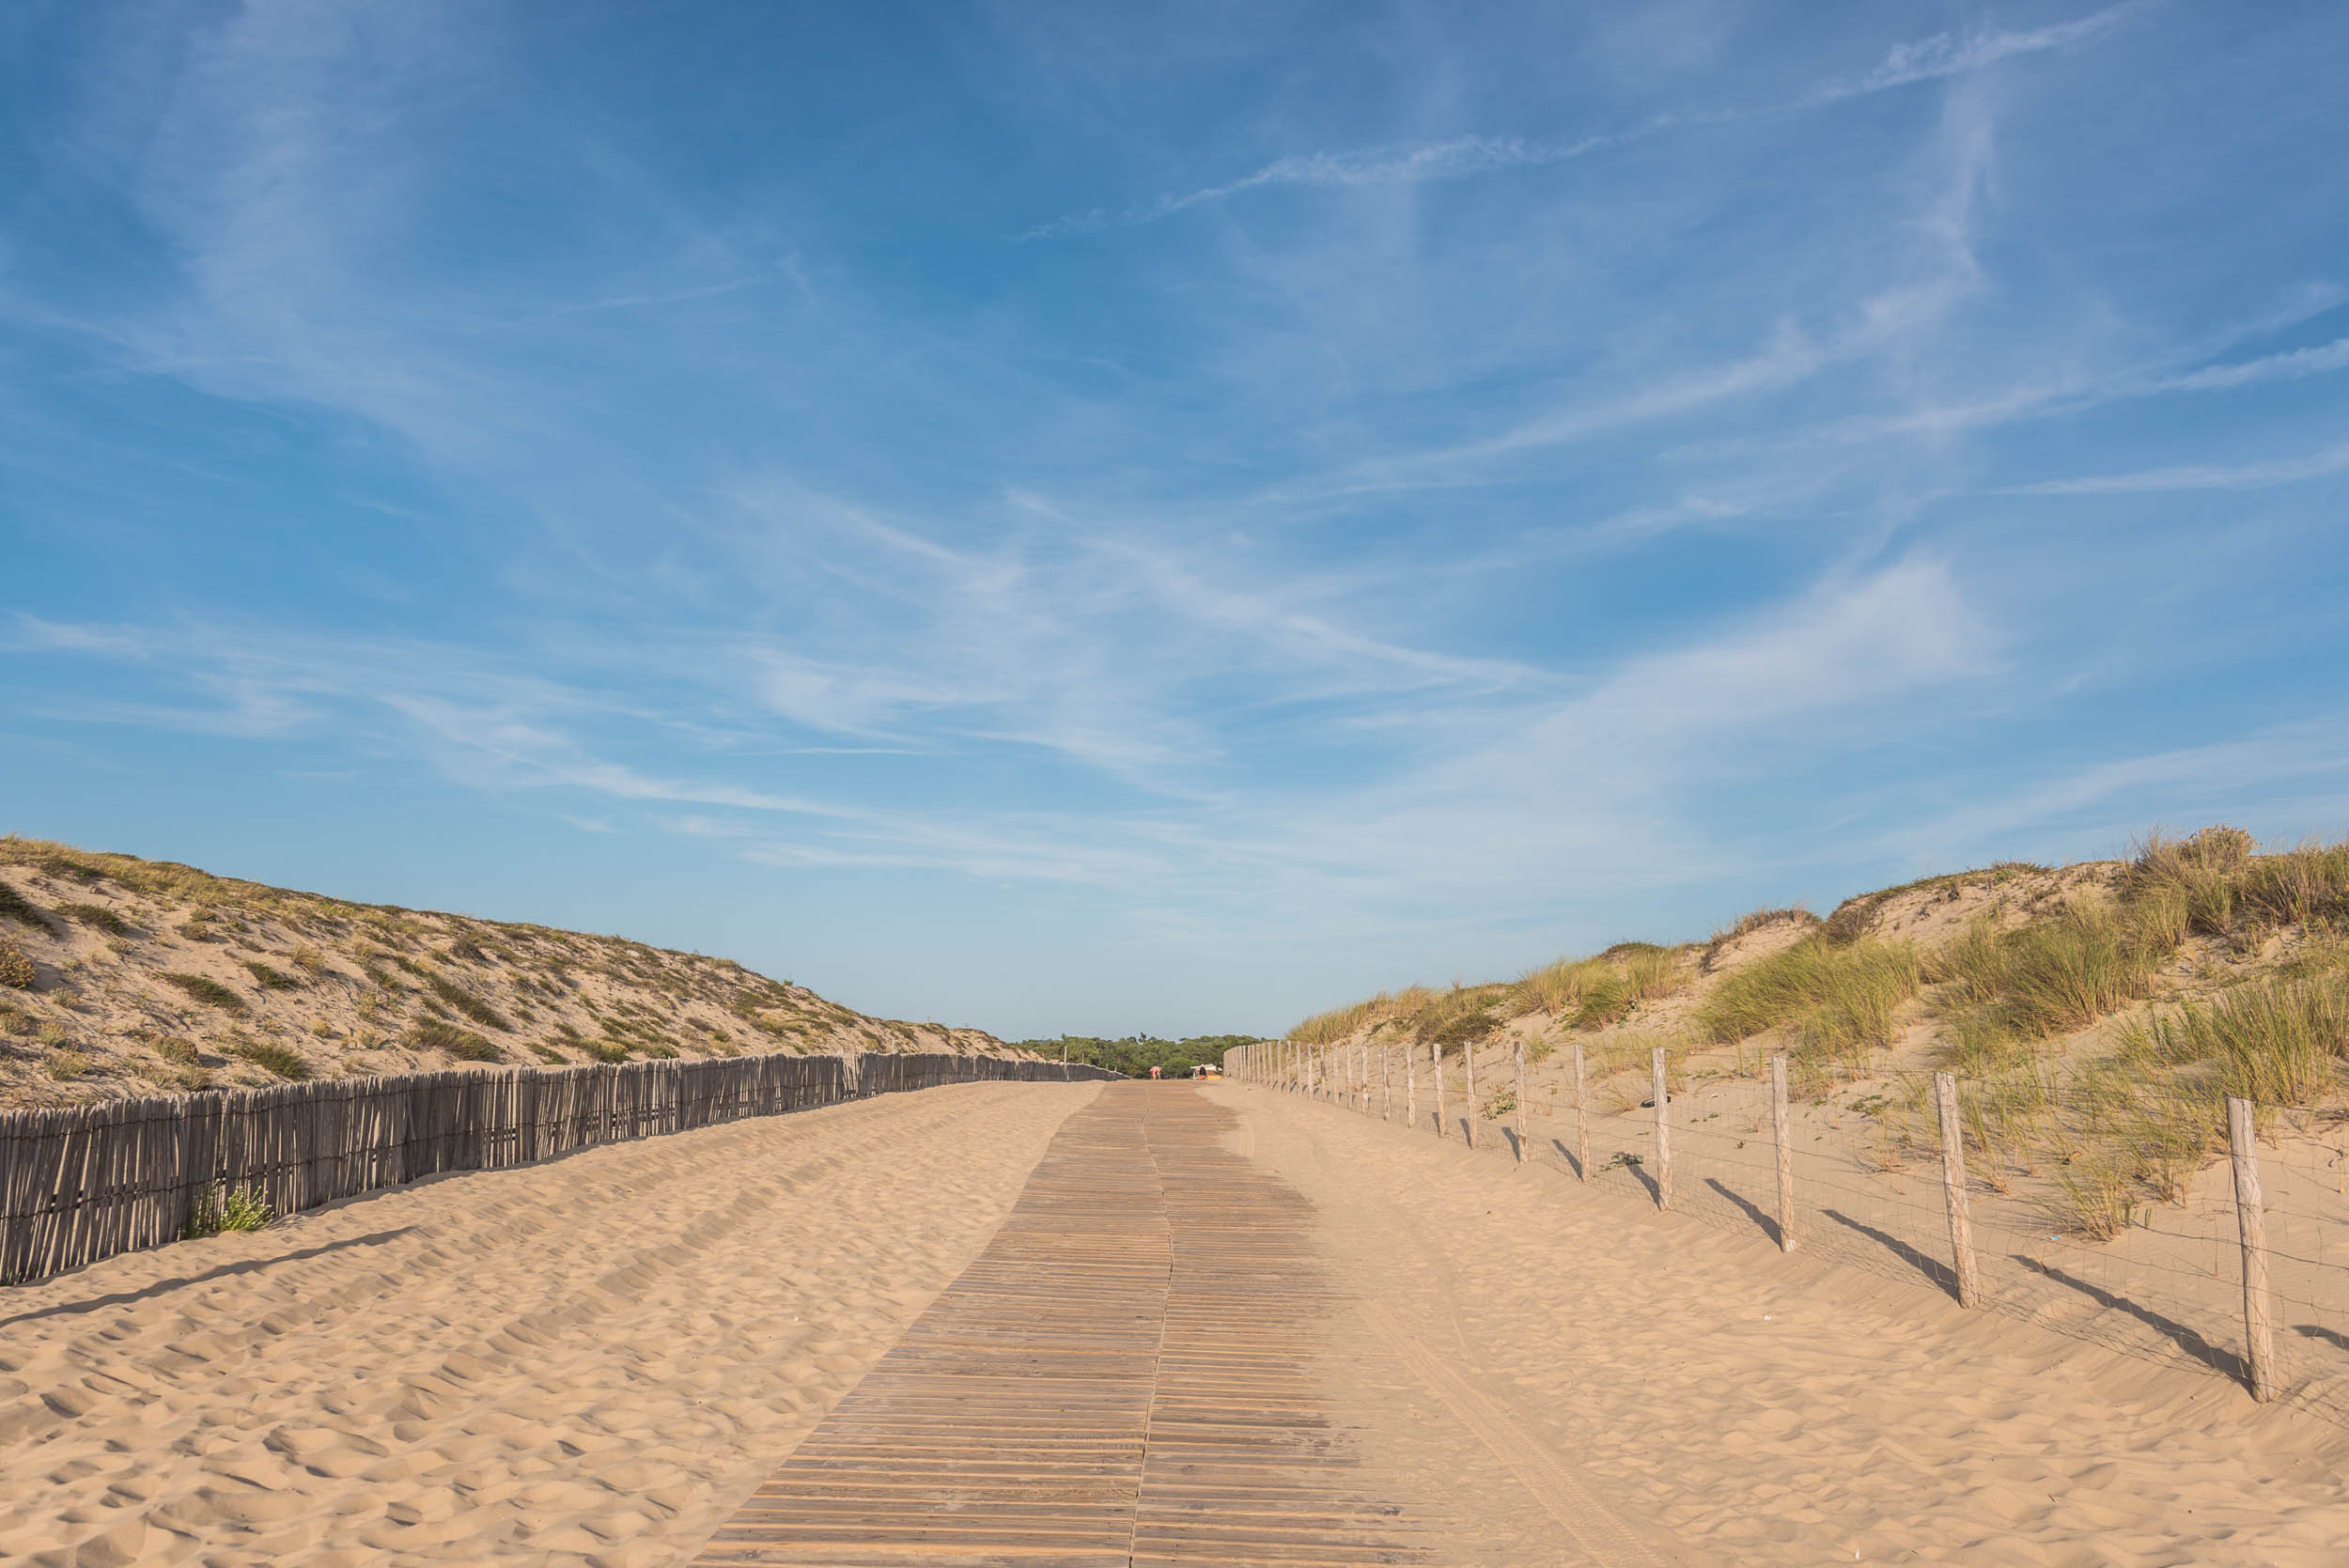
(0, 1079, 1101, 1567)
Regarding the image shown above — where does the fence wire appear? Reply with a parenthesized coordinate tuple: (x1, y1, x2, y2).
(1228, 1037, 2349, 1423)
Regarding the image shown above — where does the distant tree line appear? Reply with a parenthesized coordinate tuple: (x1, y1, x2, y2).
(1011, 1033, 1261, 1078)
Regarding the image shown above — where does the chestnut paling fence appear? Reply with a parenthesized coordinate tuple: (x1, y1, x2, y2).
(1226, 1037, 2349, 1420)
(0, 1051, 1117, 1284)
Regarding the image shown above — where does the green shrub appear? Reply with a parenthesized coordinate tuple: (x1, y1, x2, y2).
(527, 1042, 568, 1064)
(163, 972, 245, 1013)
(155, 1037, 203, 1065)
(586, 1039, 631, 1063)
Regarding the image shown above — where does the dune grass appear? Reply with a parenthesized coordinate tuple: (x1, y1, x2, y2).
(408, 1019, 505, 1063)
(425, 972, 512, 1032)
(55, 901, 132, 936)
(1696, 936, 1921, 1072)
(242, 959, 300, 990)
(0, 877, 50, 930)
(229, 1037, 311, 1079)
(163, 972, 246, 1014)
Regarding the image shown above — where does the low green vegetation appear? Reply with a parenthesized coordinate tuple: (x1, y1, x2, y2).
(426, 973, 511, 1031)
(163, 972, 246, 1014)
(1012, 1033, 1262, 1077)
(242, 959, 300, 990)
(0, 943, 34, 989)
(183, 1184, 273, 1237)
(0, 877, 51, 929)
(56, 901, 132, 936)
(1696, 937, 1921, 1073)
(408, 1020, 505, 1063)
(229, 1037, 311, 1079)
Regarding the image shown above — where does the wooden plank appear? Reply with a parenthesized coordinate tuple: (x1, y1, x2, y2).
(692, 1083, 1423, 1566)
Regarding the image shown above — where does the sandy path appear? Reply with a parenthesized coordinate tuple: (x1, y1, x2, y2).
(1230, 1086, 2349, 1566)
(0, 1079, 1101, 1568)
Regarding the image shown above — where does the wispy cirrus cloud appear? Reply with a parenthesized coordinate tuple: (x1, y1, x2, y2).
(1802, 3, 2145, 104)
(1022, 5, 2139, 240)
(2006, 439, 2349, 495)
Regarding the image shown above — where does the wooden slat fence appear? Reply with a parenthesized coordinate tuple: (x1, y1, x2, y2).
(0, 1052, 1118, 1285)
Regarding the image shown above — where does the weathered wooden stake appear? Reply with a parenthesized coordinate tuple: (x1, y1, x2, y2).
(2229, 1095, 2279, 1402)
(1381, 1041, 1392, 1122)
(1573, 1036, 1589, 1181)
(1934, 1071, 1980, 1308)
(1433, 1041, 1445, 1140)
(1513, 1038, 1529, 1163)
(1464, 1043, 1478, 1149)
(1407, 1046, 1418, 1132)
(1770, 1054, 1797, 1252)
(1651, 1047, 1672, 1210)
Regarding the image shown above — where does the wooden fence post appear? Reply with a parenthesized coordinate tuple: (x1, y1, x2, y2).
(1573, 1036, 1589, 1181)
(1514, 1037, 1529, 1163)
(1464, 1044, 1478, 1149)
(1433, 1041, 1445, 1140)
(1651, 1047, 1672, 1210)
(1407, 1045, 1418, 1132)
(1770, 1054, 1797, 1252)
(1382, 1041, 1392, 1122)
(2229, 1096, 2279, 1402)
(1934, 1071, 1980, 1308)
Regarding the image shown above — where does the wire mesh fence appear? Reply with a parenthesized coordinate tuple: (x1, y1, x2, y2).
(0, 1050, 1119, 1285)
(1225, 1036, 2349, 1422)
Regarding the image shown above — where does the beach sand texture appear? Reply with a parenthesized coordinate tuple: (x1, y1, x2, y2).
(11, 1073, 2349, 1566)
(0, 1079, 1101, 1567)
(1237, 1084, 2349, 1565)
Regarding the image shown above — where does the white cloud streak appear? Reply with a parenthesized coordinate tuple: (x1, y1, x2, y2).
(2007, 439, 2349, 495)
(1023, 5, 2139, 239)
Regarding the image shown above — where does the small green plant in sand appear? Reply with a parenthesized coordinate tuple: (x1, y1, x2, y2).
(183, 1184, 273, 1238)
(0, 943, 34, 989)
(242, 960, 300, 990)
(408, 1020, 505, 1063)
(56, 901, 132, 936)
(426, 973, 510, 1031)
(230, 1037, 311, 1079)
(163, 972, 245, 1014)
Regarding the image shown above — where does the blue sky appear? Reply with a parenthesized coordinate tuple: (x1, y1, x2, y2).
(3, 2, 2345, 1041)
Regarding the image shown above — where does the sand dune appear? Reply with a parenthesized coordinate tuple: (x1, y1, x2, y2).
(0, 1079, 1100, 1567)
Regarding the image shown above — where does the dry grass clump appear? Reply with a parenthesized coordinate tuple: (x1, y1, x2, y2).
(1821, 861, 2049, 945)
(1701, 907, 1818, 970)
(2125, 826, 2349, 941)
(1506, 945, 1686, 1028)
(1696, 936, 1921, 1071)
(0, 943, 34, 989)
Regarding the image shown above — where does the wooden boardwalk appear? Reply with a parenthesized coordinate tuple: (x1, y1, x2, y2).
(692, 1081, 1421, 1566)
